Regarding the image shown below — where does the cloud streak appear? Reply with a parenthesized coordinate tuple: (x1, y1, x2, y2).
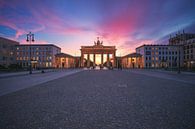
(0, 0, 195, 55)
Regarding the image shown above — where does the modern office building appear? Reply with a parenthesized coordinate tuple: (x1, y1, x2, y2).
(136, 45, 183, 69)
(121, 53, 143, 68)
(16, 44, 61, 69)
(55, 53, 75, 68)
(0, 37, 19, 67)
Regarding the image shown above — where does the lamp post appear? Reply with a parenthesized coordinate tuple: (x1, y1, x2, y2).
(26, 32, 35, 74)
(178, 45, 181, 74)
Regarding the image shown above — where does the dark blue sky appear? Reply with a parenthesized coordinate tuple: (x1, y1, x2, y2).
(0, 0, 195, 55)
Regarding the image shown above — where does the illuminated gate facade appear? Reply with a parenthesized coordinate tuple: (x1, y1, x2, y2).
(80, 38, 116, 68)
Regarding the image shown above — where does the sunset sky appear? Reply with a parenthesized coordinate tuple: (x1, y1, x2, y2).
(0, 0, 195, 56)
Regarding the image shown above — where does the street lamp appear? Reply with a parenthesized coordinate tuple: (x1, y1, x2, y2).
(26, 32, 35, 74)
(178, 45, 181, 74)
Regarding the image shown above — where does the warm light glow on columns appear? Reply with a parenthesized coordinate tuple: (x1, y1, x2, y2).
(93, 54, 96, 66)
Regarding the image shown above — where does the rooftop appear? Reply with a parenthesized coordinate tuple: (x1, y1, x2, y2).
(16, 44, 61, 49)
(55, 53, 74, 58)
(123, 53, 142, 58)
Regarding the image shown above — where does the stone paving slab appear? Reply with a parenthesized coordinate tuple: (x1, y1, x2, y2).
(124, 69, 195, 85)
(0, 70, 195, 129)
(0, 69, 84, 96)
(0, 69, 56, 78)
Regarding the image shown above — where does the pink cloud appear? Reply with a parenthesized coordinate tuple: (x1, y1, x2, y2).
(0, 15, 27, 39)
(97, 2, 145, 43)
(0, 0, 92, 40)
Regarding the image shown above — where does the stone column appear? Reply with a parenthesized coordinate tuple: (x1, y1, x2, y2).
(101, 53, 103, 66)
(87, 54, 90, 67)
(81, 52, 84, 67)
(107, 54, 109, 67)
(113, 52, 116, 67)
(126, 57, 128, 68)
(93, 54, 96, 66)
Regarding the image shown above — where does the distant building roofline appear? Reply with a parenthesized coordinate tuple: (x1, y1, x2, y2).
(123, 52, 142, 58)
(16, 44, 61, 49)
(0, 36, 19, 44)
(55, 53, 74, 58)
(136, 44, 181, 49)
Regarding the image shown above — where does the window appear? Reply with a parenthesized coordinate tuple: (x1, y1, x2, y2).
(3, 44, 7, 48)
(3, 56, 6, 60)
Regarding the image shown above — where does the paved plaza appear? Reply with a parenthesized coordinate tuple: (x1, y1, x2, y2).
(0, 69, 195, 129)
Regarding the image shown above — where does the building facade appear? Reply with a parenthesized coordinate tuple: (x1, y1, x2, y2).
(55, 53, 75, 68)
(122, 53, 143, 68)
(183, 38, 195, 69)
(136, 45, 183, 69)
(16, 44, 61, 69)
(169, 32, 195, 70)
(169, 32, 195, 45)
(0, 37, 19, 67)
(80, 38, 116, 68)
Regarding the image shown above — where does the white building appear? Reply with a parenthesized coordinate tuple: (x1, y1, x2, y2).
(16, 44, 61, 69)
(136, 45, 183, 69)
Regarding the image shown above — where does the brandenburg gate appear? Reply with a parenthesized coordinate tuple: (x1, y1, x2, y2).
(80, 37, 116, 68)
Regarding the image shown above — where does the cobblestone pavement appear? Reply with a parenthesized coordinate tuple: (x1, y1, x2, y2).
(0, 70, 195, 129)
